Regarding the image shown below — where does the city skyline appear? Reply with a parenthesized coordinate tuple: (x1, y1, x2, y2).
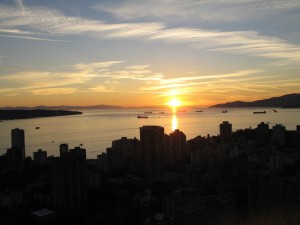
(1, 0, 300, 107)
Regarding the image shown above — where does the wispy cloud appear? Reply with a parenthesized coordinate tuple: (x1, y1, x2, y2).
(143, 70, 262, 91)
(93, 0, 300, 22)
(149, 28, 300, 63)
(87, 85, 115, 93)
(1, 70, 91, 90)
(160, 70, 262, 84)
(0, 60, 165, 95)
(30, 88, 78, 95)
(0, 28, 33, 34)
(0, 34, 69, 42)
(1, 3, 300, 63)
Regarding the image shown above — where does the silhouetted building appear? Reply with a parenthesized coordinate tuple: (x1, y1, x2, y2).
(220, 121, 232, 143)
(97, 137, 140, 173)
(31, 208, 56, 224)
(272, 124, 286, 146)
(6, 146, 24, 170)
(257, 122, 270, 146)
(163, 189, 190, 219)
(248, 172, 298, 213)
(87, 174, 101, 190)
(59, 143, 69, 157)
(145, 213, 173, 225)
(106, 147, 123, 172)
(0, 191, 23, 211)
(175, 194, 236, 225)
(97, 152, 108, 172)
(11, 128, 25, 161)
(33, 149, 47, 164)
(52, 146, 87, 212)
(140, 126, 165, 176)
(164, 134, 171, 168)
(169, 129, 187, 165)
(269, 150, 285, 172)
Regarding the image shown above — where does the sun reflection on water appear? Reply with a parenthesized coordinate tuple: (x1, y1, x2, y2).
(171, 107, 178, 131)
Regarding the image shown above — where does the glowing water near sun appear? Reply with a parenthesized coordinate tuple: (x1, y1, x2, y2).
(172, 108, 178, 131)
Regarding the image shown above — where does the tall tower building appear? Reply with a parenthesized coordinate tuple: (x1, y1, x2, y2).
(6, 146, 23, 170)
(140, 126, 164, 176)
(11, 128, 25, 160)
(272, 124, 286, 146)
(219, 121, 232, 143)
(52, 146, 87, 212)
(7, 128, 25, 170)
(59, 143, 69, 157)
(169, 129, 187, 165)
(257, 122, 270, 146)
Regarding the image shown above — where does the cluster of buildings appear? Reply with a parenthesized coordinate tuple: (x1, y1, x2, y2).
(97, 127, 187, 177)
(1, 121, 300, 224)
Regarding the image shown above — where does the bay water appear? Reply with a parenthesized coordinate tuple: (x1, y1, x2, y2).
(0, 107, 299, 159)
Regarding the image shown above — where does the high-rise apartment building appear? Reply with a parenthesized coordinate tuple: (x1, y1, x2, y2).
(220, 121, 232, 143)
(140, 126, 164, 176)
(257, 122, 270, 146)
(169, 129, 187, 165)
(272, 124, 286, 146)
(59, 143, 69, 157)
(11, 128, 25, 160)
(7, 128, 25, 170)
(52, 146, 87, 212)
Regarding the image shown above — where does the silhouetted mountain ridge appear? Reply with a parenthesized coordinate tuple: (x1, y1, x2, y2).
(211, 93, 300, 108)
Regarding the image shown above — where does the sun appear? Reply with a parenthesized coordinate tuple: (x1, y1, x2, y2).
(168, 98, 181, 108)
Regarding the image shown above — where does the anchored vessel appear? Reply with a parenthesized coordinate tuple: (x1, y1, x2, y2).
(253, 111, 266, 114)
(137, 115, 148, 118)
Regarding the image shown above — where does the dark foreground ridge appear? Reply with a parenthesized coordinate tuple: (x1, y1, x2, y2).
(0, 109, 82, 120)
(211, 93, 300, 108)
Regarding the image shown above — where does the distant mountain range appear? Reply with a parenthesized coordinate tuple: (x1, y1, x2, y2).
(211, 93, 300, 108)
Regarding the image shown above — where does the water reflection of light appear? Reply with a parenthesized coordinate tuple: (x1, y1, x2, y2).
(172, 107, 178, 131)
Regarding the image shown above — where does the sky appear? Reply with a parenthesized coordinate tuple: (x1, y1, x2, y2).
(0, 0, 300, 107)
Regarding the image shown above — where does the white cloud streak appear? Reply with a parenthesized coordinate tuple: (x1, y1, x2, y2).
(30, 88, 77, 95)
(0, 61, 165, 95)
(0, 3, 300, 63)
(0, 34, 69, 42)
(93, 0, 300, 22)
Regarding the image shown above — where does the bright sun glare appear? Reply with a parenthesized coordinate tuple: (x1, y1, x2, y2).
(168, 98, 181, 107)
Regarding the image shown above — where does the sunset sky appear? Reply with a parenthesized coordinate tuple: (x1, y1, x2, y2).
(1, 0, 300, 107)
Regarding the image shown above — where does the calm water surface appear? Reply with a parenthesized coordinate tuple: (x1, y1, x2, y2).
(0, 108, 299, 158)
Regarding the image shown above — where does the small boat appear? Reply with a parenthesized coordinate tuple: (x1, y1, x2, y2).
(144, 111, 152, 114)
(159, 112, 164, 114)
(253, 111, 266, 114)
(137, 115, 148, 118)
(196, 110, 202, 112)
(222, 110, 228, 113)
(35, 126, 40, 129)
